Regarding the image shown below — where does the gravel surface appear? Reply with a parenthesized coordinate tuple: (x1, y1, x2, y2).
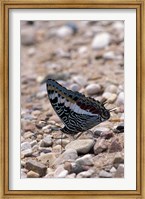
(21, 20, 124, 178)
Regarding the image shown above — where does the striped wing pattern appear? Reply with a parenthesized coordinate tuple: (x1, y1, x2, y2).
(46, 79, 110, 135)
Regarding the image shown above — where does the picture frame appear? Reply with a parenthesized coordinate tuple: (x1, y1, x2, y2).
(0, 0, 145, 198)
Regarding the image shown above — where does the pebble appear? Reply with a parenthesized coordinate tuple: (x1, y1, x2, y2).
(25, 160, 47, 177)
(37, 153, 56, 166)
(102, 92, 117, 103)
(114, 164, 124, 178)
(65, 139, 95, 154)
(110, 167, 117, 173)
(56, 26, 74, 38)
(53, 149, 78, 166)
(94, 138, 108, 155)
(36, 91, 47, 99)
(54, 165, 68, 178)
(21, 149, 32, 158)
(112, 22, 124, 31)
(85, 84, 101, 95)
(114, 123, 124, 133)
(103, 51, 115, 60)
(78, 46, 88, 55)
(71, 162, 89, 174)
(109, 138, 122, 153)
(113, 152, 124, 166)
(27, 170, 40, 178)
(105, 84, 118, 93)
(75, 154, 94, 166)
(40, 135, 53, 147)
(69, 83, 80, 92)
(21, 169, 27, 178)
(100, 131, 114, 139)
(21, 28, 35, 45)
(76, 169, 95, 178)
(99, 170, 112, 178)
(21, 142, 31, 151)
(23, 131, 34, 139)
(116, 92, 124, 106)
(30, 140, 37, 147)
(66, 173, 76, 178)
(92, 32, 111, 49)
(72, 76, 87, 87)
(27, 47, 36, 56)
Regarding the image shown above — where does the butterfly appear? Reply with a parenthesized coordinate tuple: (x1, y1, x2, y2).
(46, 79, 110, 135)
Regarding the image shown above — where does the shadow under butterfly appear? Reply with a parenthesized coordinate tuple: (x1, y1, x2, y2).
(46, 79, 115, 149)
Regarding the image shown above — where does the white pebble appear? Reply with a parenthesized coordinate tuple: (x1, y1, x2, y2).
(86, 84, 101, 95)
(56, 26, 73, 38)
(92, 32, 111, 49)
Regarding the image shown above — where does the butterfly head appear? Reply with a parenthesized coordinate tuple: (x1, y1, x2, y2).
(96, 100, 110, 121)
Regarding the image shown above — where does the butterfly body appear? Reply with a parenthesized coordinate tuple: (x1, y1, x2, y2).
(46, 79, 110, 135)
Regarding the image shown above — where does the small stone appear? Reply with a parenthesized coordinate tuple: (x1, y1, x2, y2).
(71, 162, 88, 174)
(23, 131, 34, 139)
(64, 161, 73, 173)
(108, 94, 117, 103)
(66, 173, 76, 178)
(37, 153, 56, 167)
(21, 28, 35, 45)
(21, 142, 31, 151)
(114, 123, 124, 134)
(100, 131, 114, 139)
(53, 149, 78, 166)
(21, 149, 32, 157)
(56, 26, 73, 38)
(114, 164, 124, 178)
(102, 92, 112, 100)
(36, 91, 47, 99)
(72, 76, 87, 87)
(76, 154, 94, 166)
(69, 83, 81, 92)
(78, 46, 88, 55)
(112, 22, 124, 30)
(77, 169, 95, 178)
(65, 139, 95, 154)
(94, 138, 108, 155)
(113, 153, 124, 165)
(27, 170, 40, 178)
(99, 170, 112, 178)
(30, 140, 37, 147)
(109, 138, 122, 153)
(40, 135, 52, 147)
(25, 160, 47, 177)
(110, 167, 117, 173)
(92, 32, 111, 49)
(21, 170, 27, 178)
(54, 165, 68, 178)
(86, 84, 101, 95)
(105, 85, 118, 93)
(103, 51, 115, 60)
(28, 47, 36, 56)
(116, 92, 124, 106)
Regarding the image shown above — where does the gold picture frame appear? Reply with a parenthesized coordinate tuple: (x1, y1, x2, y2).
(0, 0, 145, 198)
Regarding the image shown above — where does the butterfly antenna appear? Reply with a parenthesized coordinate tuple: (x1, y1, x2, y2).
(109, 107, 118, 112)
(101, 98, 108, 105)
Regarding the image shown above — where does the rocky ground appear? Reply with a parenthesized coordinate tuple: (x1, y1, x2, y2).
(21, 21, 124, 178)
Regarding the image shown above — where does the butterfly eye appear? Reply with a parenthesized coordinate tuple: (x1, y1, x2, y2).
(101, 109, 110, 119)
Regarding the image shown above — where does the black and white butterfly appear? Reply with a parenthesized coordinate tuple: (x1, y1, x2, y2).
(46, 79, 110, 135)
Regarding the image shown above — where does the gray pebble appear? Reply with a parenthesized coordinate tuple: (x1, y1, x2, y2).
(53, 149, 78, 166)
(65, 139, 95, 154)
(21, 142, 31, 151)
(21, 28, 35, 46)
(76, 154, 94, 166)
(114, 164, 124, 178)
(99, 170, 112, 178)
